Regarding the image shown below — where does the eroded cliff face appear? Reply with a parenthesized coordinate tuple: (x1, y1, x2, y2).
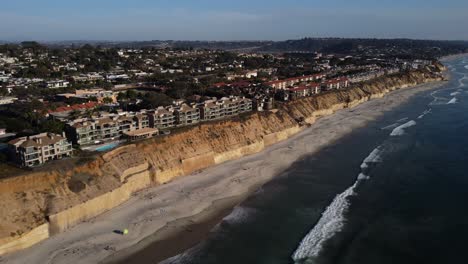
(0, 69, 444, 254)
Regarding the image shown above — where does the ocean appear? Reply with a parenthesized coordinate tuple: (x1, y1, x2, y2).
(160, 56, 468, 264)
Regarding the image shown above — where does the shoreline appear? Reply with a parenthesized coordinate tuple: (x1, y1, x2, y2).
(440, 52, 468, 62)
(1, 76, 448, 264)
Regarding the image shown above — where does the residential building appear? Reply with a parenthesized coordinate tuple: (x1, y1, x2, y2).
(199, 96, 253, 121)
(265, 73, 326, 90)
(45, 80, 70, 89)
(175, 104, 201, 126)
(148, 107, 176, 129)
(8, 133, 72, 167)
(57, 88, 116, 103)
(288, 83, 321, 99)
(0, 96, 18, 105)
(66, 112, 152, 145)
(322, 77, 350, 90)
(199, 99, 225, 121)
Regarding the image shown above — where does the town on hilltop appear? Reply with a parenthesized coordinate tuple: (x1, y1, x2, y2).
(0, 39, 461, 169)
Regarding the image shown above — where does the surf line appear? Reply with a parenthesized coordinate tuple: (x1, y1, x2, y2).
(292, 146, 385, 263)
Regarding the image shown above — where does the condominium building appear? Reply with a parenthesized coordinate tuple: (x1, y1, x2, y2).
(288, 83, 321, 100)
(322, 77, 350, 90)
(147, 107, 176, 129)
(199, 99, 225, 121)
(199, 96, 253, 121)
(175, 104, 200, 126)
(66, 112, 152, 145)
(8, 133, 72, 167)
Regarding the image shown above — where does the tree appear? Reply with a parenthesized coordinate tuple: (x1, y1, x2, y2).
(40, 119, 65, 134)
(102, 97, 113, 104)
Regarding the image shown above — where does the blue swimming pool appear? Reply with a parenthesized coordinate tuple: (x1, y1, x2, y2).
(95, 142, 120, 152)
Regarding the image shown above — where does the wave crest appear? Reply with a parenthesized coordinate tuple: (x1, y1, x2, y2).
(390, 120, 416, 136)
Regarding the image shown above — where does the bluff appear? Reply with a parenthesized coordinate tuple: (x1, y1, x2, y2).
(0, 67, 445, 255)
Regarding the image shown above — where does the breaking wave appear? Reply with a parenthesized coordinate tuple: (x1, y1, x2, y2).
(390, 120, 417, 136)
(221, 206, 256, 225)
(361, 146, 383, 169)
(292, 181, 359, 263)
(292, 146, 383, 263)
(450, 91, 461, 96)
(465, 65, 468, 70)
(447, 98, 458, 104)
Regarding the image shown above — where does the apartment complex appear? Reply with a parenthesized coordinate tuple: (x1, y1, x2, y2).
(147, 107, 177, 129)
(265, 74, 326, 90)
(66, 111, 151, 145)
(8, 133, 72, 167)
(288, 83, 321, 100)
(175, 104, 201, 126)
(322, 77, 350, 90)
(65, 96, 253, 145)
(199, 96, 253, 121)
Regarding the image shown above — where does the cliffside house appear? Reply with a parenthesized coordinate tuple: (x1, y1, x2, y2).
(322, 77, 350, 90)
(265, 73, 326, 90)
(175, 104, 201, 126)
(148, 107, 177, 129)
(288, 82, 321, 100)
(66, 112, 152, 145)
(199, 96, 253, 121)
(8, 133, 72, 167)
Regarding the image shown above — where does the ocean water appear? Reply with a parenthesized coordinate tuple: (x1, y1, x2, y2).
(160, 56, 468, 264)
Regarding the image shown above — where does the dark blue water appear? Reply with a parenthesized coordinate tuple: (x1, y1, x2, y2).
(161, 56, 468, 264)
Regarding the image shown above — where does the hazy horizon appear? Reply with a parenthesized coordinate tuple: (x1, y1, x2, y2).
(1, 0, 468, 42)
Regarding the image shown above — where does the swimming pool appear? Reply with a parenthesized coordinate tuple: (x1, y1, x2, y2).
(95, 142, 120, 152)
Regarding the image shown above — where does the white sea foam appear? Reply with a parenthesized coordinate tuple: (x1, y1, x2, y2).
(222, 206, 255, 225)
(429, 90, 448, 105)
(417, 109, 432, 119)
(396, 117, 409, 123)
(360, 147, 383, 169)
(292, 181, 358, 262)
(390, 120, 417, 136)
(292, 144, 388, 263)
(451, 92, 461, 96)
(447, 98, 458, 104)
(465, 65, 468, 70)
(357, 173, 370, 180)
(381, 123, 400, 130)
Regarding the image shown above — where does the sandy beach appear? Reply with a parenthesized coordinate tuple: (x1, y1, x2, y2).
(0, 80, 447, 264)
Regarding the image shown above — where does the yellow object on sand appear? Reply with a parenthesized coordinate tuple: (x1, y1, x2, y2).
(123, 229, 129, 235)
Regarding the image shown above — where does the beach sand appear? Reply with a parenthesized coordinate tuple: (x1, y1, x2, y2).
(0, 80, 446, 264)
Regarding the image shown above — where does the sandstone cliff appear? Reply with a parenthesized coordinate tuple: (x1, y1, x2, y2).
(0, 68, 444, 255)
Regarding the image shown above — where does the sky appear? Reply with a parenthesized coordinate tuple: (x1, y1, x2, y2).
(1, 0, 468, 41)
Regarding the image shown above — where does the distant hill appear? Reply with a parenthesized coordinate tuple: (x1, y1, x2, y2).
(9, 38, 468, 57)
(256, 38, 468, 56)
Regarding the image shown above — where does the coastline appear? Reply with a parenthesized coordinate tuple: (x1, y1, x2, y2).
(1, 76, 447, 264)
(440, 52, 468, 62)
